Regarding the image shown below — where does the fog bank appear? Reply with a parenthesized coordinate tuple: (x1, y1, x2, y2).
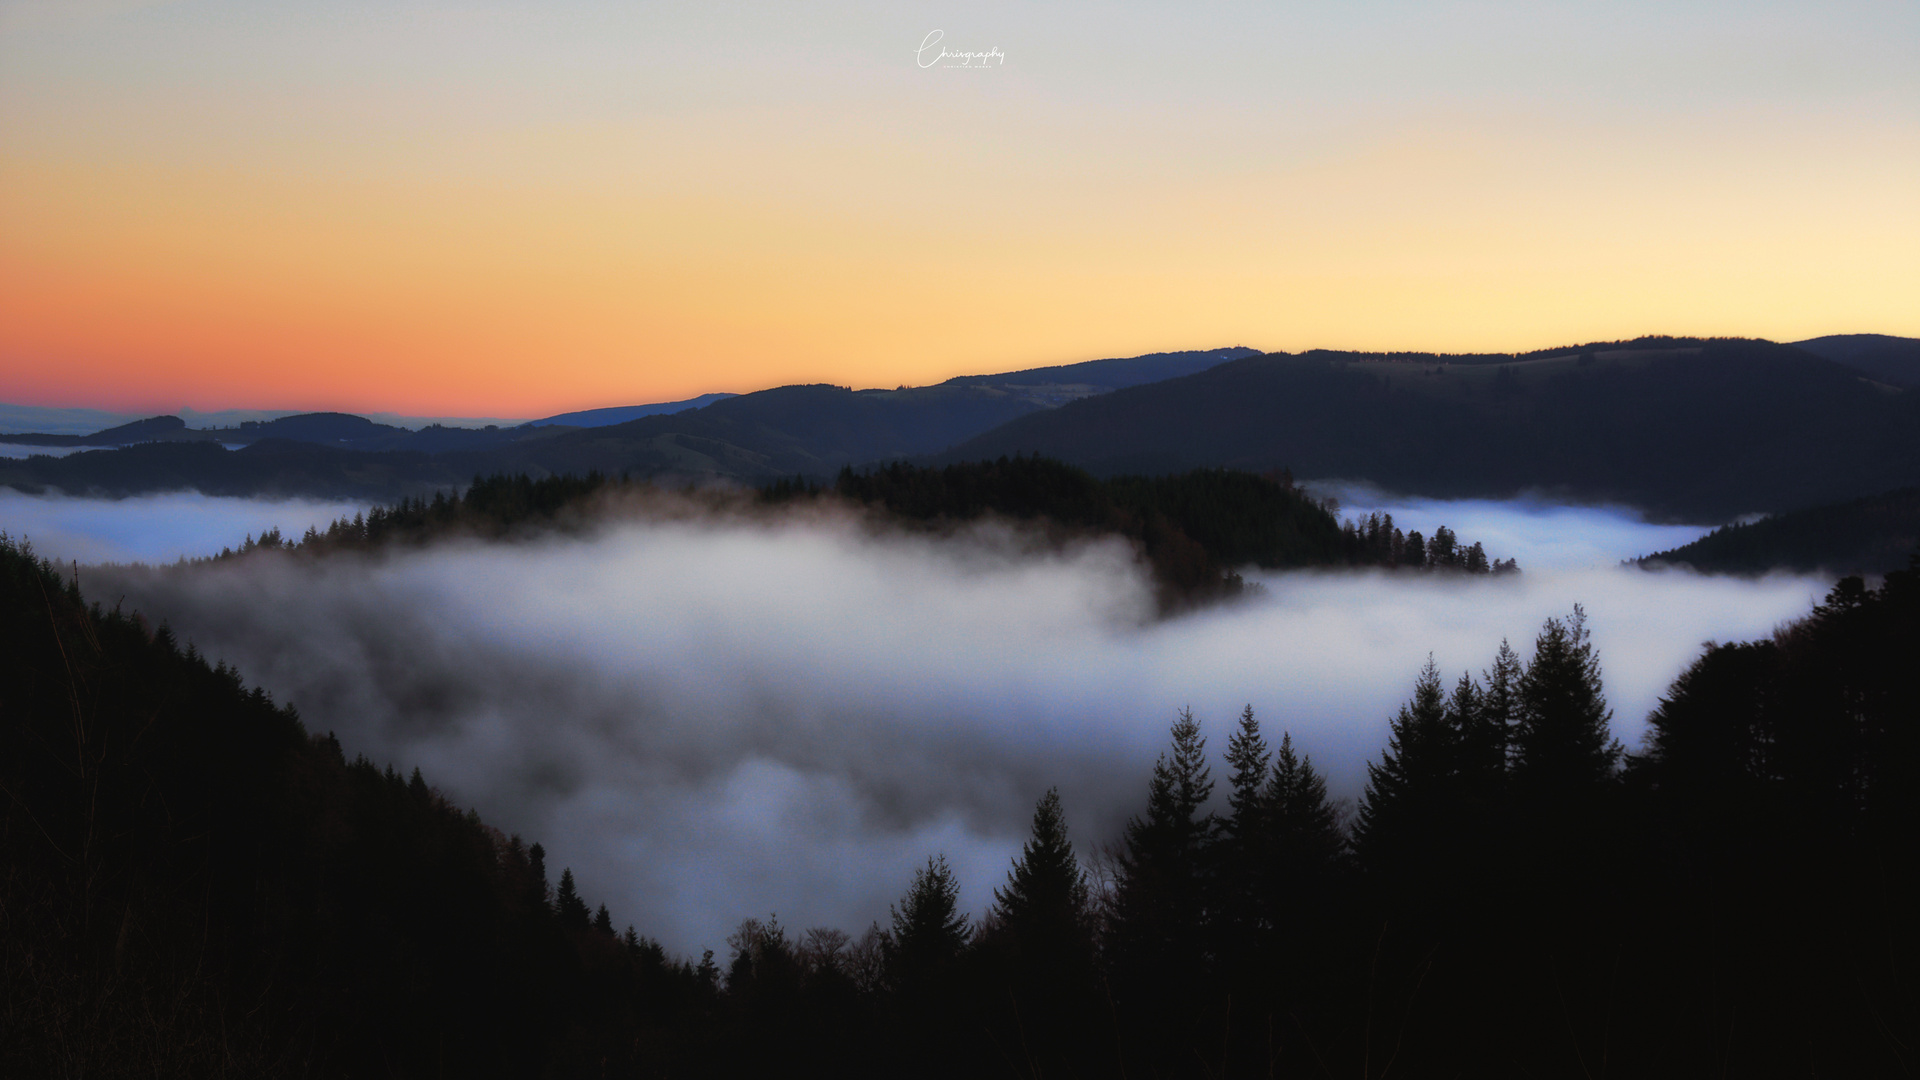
(0, 489, 367, 564)
(80, 503, 1827, 955)
(1307, 481, 1718, 570)
(0, 444, 111, 460)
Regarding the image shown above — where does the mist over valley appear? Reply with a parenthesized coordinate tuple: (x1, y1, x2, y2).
(4, 487, 1823, 953)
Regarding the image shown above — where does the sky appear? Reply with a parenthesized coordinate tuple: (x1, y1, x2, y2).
(3, 1, 1916, 416)
(61, 491, 1821, 953)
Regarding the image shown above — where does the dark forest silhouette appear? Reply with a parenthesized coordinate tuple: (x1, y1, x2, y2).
(203, 460, 1513, 613)
(3, 527, 1914, 1075)
(1638, 484, 1920, 578)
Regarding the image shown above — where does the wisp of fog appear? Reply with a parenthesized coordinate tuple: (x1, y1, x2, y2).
(44, 490, 1828, 956)
(0, 488, 368, 564)
(1308, 481, 1720, 570)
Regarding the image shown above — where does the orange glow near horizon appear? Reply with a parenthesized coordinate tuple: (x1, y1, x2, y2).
(3, 3, 1916, 418)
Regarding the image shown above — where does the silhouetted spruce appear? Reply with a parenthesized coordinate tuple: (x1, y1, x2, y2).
(991, 788, 1092, 967)
(982, 788, 1098, 1072)
(1511, 606, 1621, 815)
(1106, 706, 1218, 1057)
(1218, 705, 1273, 951)
(884, 855, 969, 997)
(1353, 657, 1457, 879)
(1264, 732, 1345, 880)
(555, 868, 592, 932)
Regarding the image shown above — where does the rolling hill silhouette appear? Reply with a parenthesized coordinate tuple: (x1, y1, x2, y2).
(6, 338, 1918, 525)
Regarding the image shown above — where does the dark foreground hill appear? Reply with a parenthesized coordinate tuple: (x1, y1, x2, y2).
(1637, 486, 1920, 576)
(0, 536, 715, 1077)
(938, 337, 1920, 522)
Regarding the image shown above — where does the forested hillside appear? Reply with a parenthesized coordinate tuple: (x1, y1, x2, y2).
(0, 536, 709, 1077)
(1638, 486, 1920, 576)
(938, 337, 1920, 521)
(824, 457, 1513, 606)
(7, 532, 1915, 1076)
(201, 462, 1513, 611)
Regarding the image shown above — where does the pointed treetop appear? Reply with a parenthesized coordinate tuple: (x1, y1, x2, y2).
(555, 868, 591, 931)
(994, 787, 1089, 937)
(1149, 705, 1214, 828)
(1514, 605, 1621, 789)
(1224, 704, 1271, 835)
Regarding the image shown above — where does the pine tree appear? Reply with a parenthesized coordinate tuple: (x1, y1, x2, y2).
(989, 787, 1096, 1058)
(555, 868, 591, 931)
(1243, 730, 1349, 1034)
(1219, 705, 1272, 953)
(526, 842, 550, 909)
(1354, 657, 1456, 877)
(886, 855, 969, 995)
(1481, 639, 1522, 766)
(1223, 704, 1272, 847)
(1109, 707, 1217, 996)
(1266, 733, 1344, 875)
(994, 788, 1090, 956)
(1465, 541, 1489, 573)
(593, 903, 614, 936)
(1513, 606, 1621, 802)
(1449, 671, 1502, 790)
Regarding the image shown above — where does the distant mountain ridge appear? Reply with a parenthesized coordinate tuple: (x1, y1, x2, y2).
(527, 393, 739, 428)
(1791, 334, 1920, 388)
(6, 338, 1919, 526)
(0, 347, 1257, 498)
(933, 336, 1920, 522)
(940, 346, 1259, 406)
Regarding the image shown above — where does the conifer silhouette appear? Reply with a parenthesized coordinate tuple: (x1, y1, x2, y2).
(555, 868, 591, 931)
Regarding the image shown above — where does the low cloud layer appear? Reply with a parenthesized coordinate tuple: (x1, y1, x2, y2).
(63, 495, 1829, 956)
(1307, 481, 1719, 570)
(0, 489, 367, 564)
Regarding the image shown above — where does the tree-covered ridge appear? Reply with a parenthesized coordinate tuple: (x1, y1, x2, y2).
(1637, 485, 1920, 577)
(0, 535, 709, 1077)
(209, 471, 623, 559)
(826, 456, 1514, 605)
(203, 461, 1515, 610)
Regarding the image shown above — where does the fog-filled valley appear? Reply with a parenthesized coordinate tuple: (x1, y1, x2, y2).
(8, 489, 1830, 954)
(9, 0, 1916, 1067)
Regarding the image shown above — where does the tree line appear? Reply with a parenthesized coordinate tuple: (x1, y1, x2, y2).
(202, 460, 1517, 610)
(7, 529, 1910, 1075)
(809, 456, 1515, 606)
